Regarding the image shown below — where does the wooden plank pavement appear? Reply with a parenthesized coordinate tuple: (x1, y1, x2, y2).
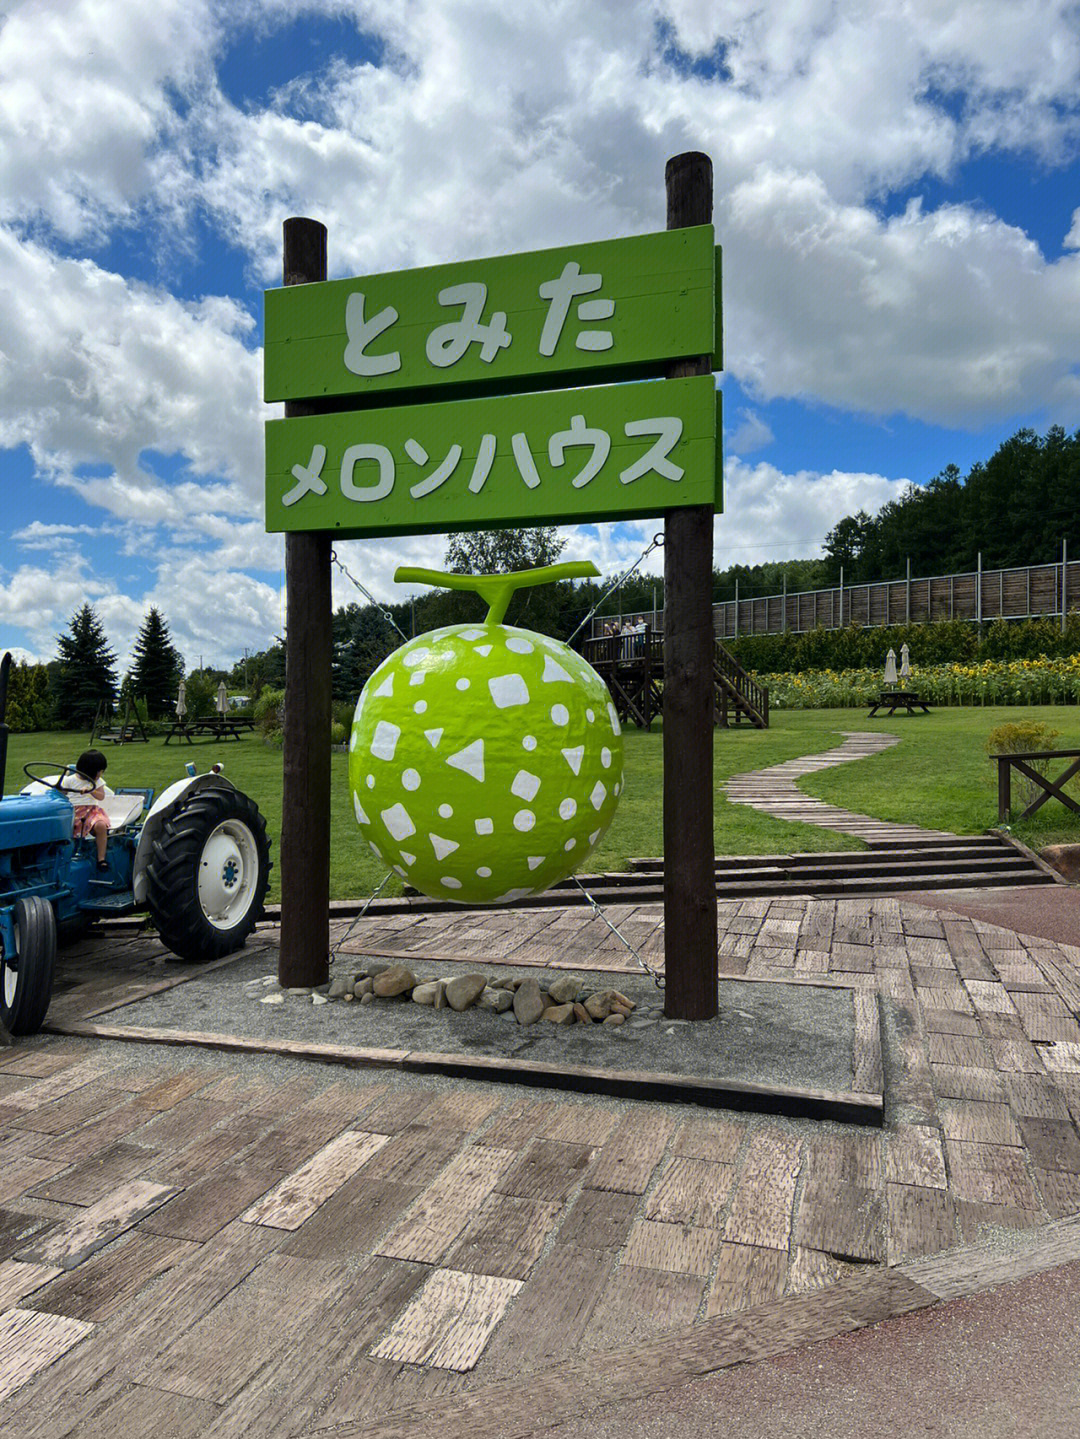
(3, 893, 1080, 1435)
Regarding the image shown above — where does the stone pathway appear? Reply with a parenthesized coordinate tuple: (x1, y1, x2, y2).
(724, 730, 956, 842)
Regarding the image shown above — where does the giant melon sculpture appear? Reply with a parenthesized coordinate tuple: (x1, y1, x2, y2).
(349, 562, 624, 904)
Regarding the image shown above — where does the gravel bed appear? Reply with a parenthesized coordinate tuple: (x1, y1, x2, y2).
(113, 949, 858, 1094)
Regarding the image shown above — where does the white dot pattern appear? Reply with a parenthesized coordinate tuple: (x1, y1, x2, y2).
(350, 621, 624, 905)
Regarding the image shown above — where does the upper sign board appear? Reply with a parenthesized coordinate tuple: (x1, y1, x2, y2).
(264, 227, 718, 404)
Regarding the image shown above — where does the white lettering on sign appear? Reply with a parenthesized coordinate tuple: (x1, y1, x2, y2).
(343, 293, 401, 375)
(341, 444, 395, 501)
(425, 283, 512, 367)
(283, 416, 685, 512)
(538, 262, 614, 356)
(339, 259, 618, 377)
(619, 418, 684, 484)
(548, 414, 611, 488)
(282, 444, 328, 507)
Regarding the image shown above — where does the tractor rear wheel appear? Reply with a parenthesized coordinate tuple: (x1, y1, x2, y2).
(1, 896, 57, 1035)
(146, 787, 271, 963)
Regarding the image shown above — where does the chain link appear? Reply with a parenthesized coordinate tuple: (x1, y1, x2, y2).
(566, 532, 664, 646)
(331, 550, 411, 644)
(327, 869, 395, 977)
(571, 876, 664, 989)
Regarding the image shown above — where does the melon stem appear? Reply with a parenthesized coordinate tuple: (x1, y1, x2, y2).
(394, 562, 599, 626)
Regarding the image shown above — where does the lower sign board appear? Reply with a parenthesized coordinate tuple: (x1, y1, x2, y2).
(265, 375, 720, 539)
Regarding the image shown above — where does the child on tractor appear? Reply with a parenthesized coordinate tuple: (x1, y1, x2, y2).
(60, 748, 113, 870)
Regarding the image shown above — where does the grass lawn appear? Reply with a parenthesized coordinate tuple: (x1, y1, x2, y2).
(5, 705, 1077, 902)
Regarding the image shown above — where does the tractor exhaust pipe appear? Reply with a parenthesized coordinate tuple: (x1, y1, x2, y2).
(0, 651, 10, 799)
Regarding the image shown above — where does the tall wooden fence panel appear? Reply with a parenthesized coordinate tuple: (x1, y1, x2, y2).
(592, 556, 1080, 640)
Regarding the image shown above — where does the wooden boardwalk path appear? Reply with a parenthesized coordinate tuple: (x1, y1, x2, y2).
(3, 884, 1080, 1434)
(724, 730, 956, 842)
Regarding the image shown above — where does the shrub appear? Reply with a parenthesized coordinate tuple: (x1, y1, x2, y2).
(984, 720, 1061, 756)
(330, 721, 346, 746)
(985, 720, 1064, 810)
(254, 686, 284, 735)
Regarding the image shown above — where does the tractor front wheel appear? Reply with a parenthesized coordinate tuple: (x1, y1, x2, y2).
(1, 896, 57, 1035)
(146, 788, 271, 963)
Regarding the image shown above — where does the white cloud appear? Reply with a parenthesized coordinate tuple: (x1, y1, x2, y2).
(723, 173, 1080, 426)
(0, 0, 218, 239)
(727, 407, 774, 455)
(0, 227, 263, 489)
(715, 456, 905, 567)
(3, 0, 1080, 668)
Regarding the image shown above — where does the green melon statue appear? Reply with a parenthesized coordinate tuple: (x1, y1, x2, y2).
(349, 562, 624, 903)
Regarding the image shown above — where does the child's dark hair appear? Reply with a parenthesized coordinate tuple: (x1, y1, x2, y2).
(76, 749, 107, 780)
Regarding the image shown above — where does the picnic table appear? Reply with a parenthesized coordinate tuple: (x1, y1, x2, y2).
(867, 690, 931, 717)
(163, 716, 256, 744)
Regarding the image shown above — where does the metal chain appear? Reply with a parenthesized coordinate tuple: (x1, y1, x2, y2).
(328, 869, 395, 976)
(331, 550, 411, 644)
(566, 533, 664, 646)
(571, 876, 664, 989)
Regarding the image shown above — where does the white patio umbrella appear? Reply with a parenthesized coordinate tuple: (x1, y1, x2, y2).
(884, 648, 898, 686)
(216, 681, 229, 714)
(899, 643, 911, 680)
(175, 678, 187, 718)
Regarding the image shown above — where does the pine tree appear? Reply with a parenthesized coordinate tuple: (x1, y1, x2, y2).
(128, 607, 184, 718)
(52, 605, 118, 729)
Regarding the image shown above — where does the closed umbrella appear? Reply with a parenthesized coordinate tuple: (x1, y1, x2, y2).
(175, 679, 187, 718)
(884, 648, 898, 686)
(216, 681, 229, 714)
(899, 643, 911, 681)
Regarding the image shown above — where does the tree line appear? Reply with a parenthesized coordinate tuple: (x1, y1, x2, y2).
(820, 426, 1080, 585)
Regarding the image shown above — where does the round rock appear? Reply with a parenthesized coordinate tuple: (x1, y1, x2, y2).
(372, 965, 416, 997)
(445, 973, 487, 1011)
(513, 977, 545, 1025)
(547, 975, 581, 1006)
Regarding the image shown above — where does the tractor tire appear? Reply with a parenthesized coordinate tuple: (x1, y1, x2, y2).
(146, 787, 271, 964)
(1, 896, 57, 1036)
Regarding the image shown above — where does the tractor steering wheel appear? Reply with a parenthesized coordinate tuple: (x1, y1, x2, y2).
(22, 762, 71, 792)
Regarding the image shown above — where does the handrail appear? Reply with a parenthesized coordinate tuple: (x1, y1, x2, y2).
(993, 749, 1080, 823)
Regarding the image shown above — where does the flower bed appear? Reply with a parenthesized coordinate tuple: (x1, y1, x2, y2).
(762, 656, 1080, 709)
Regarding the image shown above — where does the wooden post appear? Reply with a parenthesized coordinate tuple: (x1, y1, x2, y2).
(279, 217, 332, 989)
(998, 757, 1011, 824)
(663, 151, 718, 1021)
(1062, 537, 1068, 634)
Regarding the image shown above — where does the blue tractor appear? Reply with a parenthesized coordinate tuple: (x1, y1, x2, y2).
(0, 652, 272, 1036)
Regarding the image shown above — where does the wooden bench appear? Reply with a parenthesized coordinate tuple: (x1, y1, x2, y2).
(991, 748, 1080, 823)
(867, 690, 930, 717)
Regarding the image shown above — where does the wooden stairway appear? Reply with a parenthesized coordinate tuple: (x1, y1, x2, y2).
(714, 640, 769, 728)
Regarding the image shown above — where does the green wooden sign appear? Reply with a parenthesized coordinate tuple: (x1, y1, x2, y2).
(266, 375, 720, 539)
(264, 227, 718, 404)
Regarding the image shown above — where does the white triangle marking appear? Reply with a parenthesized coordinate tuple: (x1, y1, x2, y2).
(446, 739, 485, 781)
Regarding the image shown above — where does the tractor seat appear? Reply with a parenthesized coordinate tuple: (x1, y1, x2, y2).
(100, 791, 146, 830)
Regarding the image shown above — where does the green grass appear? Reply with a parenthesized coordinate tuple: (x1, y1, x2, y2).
(6, 705, 1077, 902)
(795, 704, 1080, 853)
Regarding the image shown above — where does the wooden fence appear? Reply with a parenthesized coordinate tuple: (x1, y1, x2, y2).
(591, 554, 1080, 640)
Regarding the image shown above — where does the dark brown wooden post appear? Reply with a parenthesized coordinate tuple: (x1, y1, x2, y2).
(998, 756, 1011, 824)
(663, 152, 718, 1020)
(279, 217, 332, 989)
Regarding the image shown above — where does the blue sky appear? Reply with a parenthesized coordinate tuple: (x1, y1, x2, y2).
(2, 1, 1080, 670)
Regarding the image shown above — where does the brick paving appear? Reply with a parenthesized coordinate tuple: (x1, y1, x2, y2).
(0, 875, 1078, 1436)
